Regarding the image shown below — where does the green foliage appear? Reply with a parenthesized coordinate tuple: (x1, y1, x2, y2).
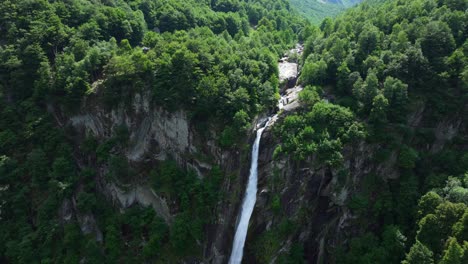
(76, 192, 97, 213)
(108, 155, 133, 183)
(348, 193, 369, 212)
(439, 237, 464, 264)
(151, 161, 223, 257)
(337, 226, 406, 264)
(401, 177, 468, 262)
(275, 100, 363, 166)
(398, 146, 419, 169)
(402, 240, 434, 264)
(289, 0, 360, 24)
(0, 0, 306, 262)
(1, 0, 468, 263)
(277, 243, 304, 264)
(383, 76, 408, 122)
(233, 110, 251, 132)
(254, 220, 297, 264)
(271, 194, 282, 215)
(417, 191, 443, 219)
(369, 93, 389, 124)
(298, 85, 320, 107)
(219, 126, 237, 148)
(295, 1, 468, 264)
(299, 59, 327, 86)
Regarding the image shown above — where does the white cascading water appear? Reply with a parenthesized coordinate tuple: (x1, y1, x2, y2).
(228, 122, 268, 264)
(229, 44, 299, 264)
(229, 97, 285, 264)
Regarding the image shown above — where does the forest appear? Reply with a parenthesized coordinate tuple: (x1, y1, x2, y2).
(0, 0, 307, 262)
(289, 0, 363, 24)
(271, 0, 467, 263)
(0, 0, 467, 263)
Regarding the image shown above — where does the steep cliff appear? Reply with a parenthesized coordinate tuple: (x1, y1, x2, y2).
(241, 102, 466, 263)
(59, 85, 252, 262)
(237, 1, 468, 262)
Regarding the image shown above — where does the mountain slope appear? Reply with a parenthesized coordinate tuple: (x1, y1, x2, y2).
(0, 0, 306, 262)
(290, 0, 362, 24)
(244, 0, 468, 262)
(0, 0, 467, 263)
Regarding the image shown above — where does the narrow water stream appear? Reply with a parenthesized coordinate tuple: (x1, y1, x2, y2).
(228, 44, 301, 264)
(228, 105, 286, 264)
(228, 120, 269, 264)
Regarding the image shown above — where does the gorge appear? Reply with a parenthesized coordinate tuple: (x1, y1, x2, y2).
(1, 0, 467, 263)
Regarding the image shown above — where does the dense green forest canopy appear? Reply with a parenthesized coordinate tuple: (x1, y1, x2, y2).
(269, 0, 468, 263)
(289, 0, 394, 25)
(0, 0, 308, 262)
(0, 0, 467, 263)
(289, 0, 363, 24)
(290, 0, 348, 24)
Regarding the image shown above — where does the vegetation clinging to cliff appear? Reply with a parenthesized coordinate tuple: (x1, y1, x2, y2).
(270, 0, 468, 263)
(0, 0, 307, 262)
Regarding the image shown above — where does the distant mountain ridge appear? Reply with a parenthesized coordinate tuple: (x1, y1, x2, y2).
(290, 0, 362, 24)
(320, 0, 361, 7)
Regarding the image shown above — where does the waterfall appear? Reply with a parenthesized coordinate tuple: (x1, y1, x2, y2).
(228, 121, 268, 264)
(229, 44, 301, 263)
(228, 93, 291, 263)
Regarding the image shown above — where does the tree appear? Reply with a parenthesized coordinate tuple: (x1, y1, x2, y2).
(383, 76, 408, 122)
(435, 202, 466, 236)
(26, 148, 49, 186)
(170, 213, 196, 255)
(381, 225, 407, 263)
(417, 214, 443, 253)
(417, 191, 443, 219)
(362, 70, 379, 109)
(233, 109, 250, 132)
(64, 77, 90, 109)
(420, 21, 456, 71)
(461, 67, 468, 92)
(170, 48, 200, 103)
(224, 13, 241, 37)
(453, 210, 468, 242)
(443, 177, 468, 203)
(84, 238, 105, 263)
(439, 237, 464, 264)
(336, 62, 351, 94)
(76, 192, 97, 213)
(369, 93, 389, 124)
(320, 17, 333, 37)
(108, 155, 131, 182)
(402, 240, 434, 264)
(358, 23, 381, 56)
(298, 85, 319, 107)
(307, 102, 354, 138)
(398, 146, 419, 169)
(51, 156, 75, 183)
(299, 59, 327, 86)
(257, 81, 277, 108)
(104, 224, 121, 262)
(119, 39, 132, 53)
(33, 61, 53, 100)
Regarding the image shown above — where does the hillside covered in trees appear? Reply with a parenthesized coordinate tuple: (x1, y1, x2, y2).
(0, 0, 467, 263)
(289, 0, 363, 24)
(0, 0, 308, 262)
(268, 0, 467, 262)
